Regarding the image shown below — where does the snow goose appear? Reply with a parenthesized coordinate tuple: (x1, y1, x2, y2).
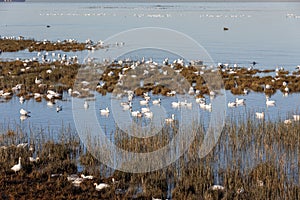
(284, 86, 289, 93)
(235, 98, 245, 105)
(100, 107, 110, 115)
(266, 98, 275, 106)
(84, 101, 89, 109)
(141, 107, 150, 113)
(19, 96, 25, 104)
(293, 115, 300, 121)
(94, 183, 110, 191)
(35, 77, 42, 84)
(284, 119, 292, 125)
(171, 101, 180, 108)
(56, 105, 62, 112)
(152, 98, 161, 105)
(131, 110, 142, 117)
(11, 157, 22, 173)
(255, 112, 264, 119)
(144, 111, 153, 119)
(243, 88, 249, 95)
(121, 101, 132, 110)
(228, 102, 236, 108)
(205, 103, 212, 111)
(210, 185, 225, 191)
(140, 99, 149, 105)
(20, 108, 30, 116)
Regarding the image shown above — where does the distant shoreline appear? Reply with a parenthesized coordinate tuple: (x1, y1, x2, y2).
(23, 0, 300, 2)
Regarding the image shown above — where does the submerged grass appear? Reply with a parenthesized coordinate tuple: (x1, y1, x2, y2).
(0, 117, 299, 199)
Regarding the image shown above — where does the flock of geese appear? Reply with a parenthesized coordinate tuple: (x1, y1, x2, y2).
(9, 155, 115, 192)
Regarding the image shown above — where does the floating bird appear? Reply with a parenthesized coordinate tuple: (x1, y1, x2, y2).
(141, 107, 150, 113)
(56, 105, 62, 112)
(11, 157, 22, 173)
(94, 183, 110, 191)
(20, 108, 30, 116)
(171, 101, 180, 108)
(228, 102, 236, 108)
(84, 101, 89, 109)
(144, 111, 153, 119)
(131, 110, 142, 117)
(19, 96, 25, 104)
(152, 98, 161, 105)
(256, 112, 264, 119)
(235, 98, 245, 105)
(140, 99, 149, 105)
(121, 102, 132, 110)
(100, 107, 110, 115)
(266, 98, 275, 106)
(293, 115, 300, 121)
(205, 103, 212, 111)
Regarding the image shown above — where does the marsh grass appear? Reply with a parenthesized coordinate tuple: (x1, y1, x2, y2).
(0, 115, 299, 199)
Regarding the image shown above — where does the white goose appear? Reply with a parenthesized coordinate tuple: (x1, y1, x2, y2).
(11, 157, 22, 173)
(122, 102, 132, 110)
(256, 112, 264, 119)
(293, 115, 300, 121)
(205, 103, 212, 111)
(131, 110, 142, 117)
(235, 98, 245, 105)
(35, 77, 42, 84)
(140, 99, 149, 105)
(152, 98, 161, 105)
(94, 182, 110, 191)
(266, 98, 275, 106)
(228, 102, 236, 108)
(56, 105, 62, 112)
(84, 101, 89, 109)
(19, 96, 25, 104)
(141, 107, 150, 113)
(171, 101, 180, 108)
(144, 111, 153, 119)
(20, 108, 30, 116)
(100, 107, 110, 115)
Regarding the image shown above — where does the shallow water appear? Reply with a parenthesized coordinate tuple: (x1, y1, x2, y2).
(0, 2, 300, 188)
(1, 2, 300, 68)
